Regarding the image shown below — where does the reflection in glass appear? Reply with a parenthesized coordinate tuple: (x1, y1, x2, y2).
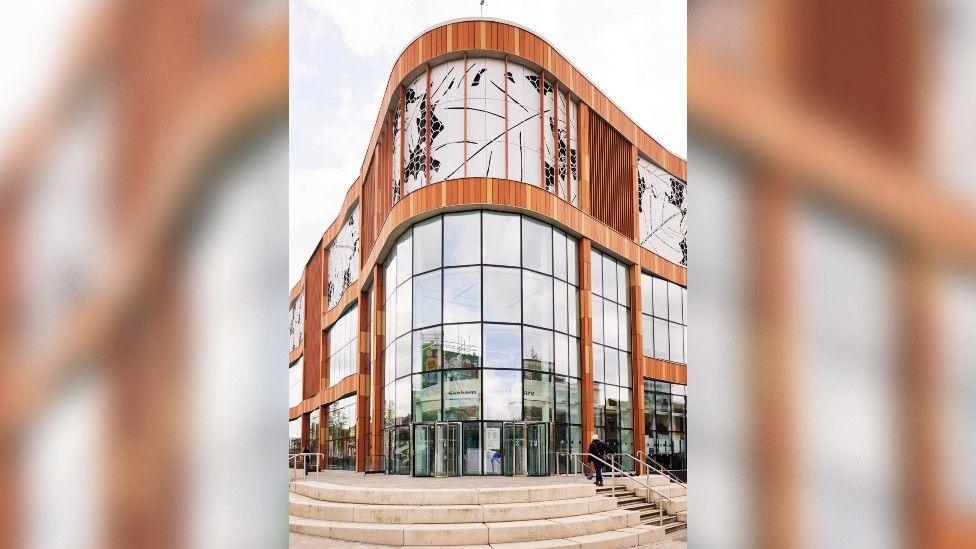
(395, 376, 411, 425)
(413, 327, 442, 372)
(396, 335, 412, 378)
(413, 372, 441, 421)
(593, 344, 605, 382)
(482, 369, 521, 420)
(396, 281, 412, 337)
(523, 371, 553, 421)
(553, 230, 567, 280)
(444, 266, 481, 323)
(522, 217, 552, 274)
(444, 369, 481, 420)
(602, 254, 616, 302)
(523, 270, 553, 328)
(413, 270, 442, 328)
(483, 267, 520, 322)
(554, 280, 568, 333)
(591, 250, 603, 296)
(592, 297, 604, 344)
(444, 212, 481, 266)
(396, 232, 413, 286)
(604, 346, 619, 385)
(653, 317, 670, 360)
(522, 327, 554, 372)
(554, 332, 569, 375)
(413, 216, 442, 273)
(444, 323, 482, 368)
(484, 324, 521, 369)
(482, 212, 520, 266)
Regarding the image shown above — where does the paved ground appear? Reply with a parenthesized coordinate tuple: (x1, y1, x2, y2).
(288, 530, 688, 548)
(291, 469, 609, 488)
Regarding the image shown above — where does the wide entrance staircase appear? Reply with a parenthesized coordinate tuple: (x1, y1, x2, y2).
(288, 479, 674, 547)
(597, 472, 687, 535)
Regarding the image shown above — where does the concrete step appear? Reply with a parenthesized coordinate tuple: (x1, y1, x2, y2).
(662, 496, 687, 515)
(290, 481, 596, 506)
(289, 493, 618, 524)
(665, 521, 687, 534)
(288, 508, 642, 546)
(633, 483, 687, 502)
(677, 510, 687, 523)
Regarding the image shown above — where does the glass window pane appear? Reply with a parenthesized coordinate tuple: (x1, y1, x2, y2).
(653, 277, 668, 318)
(653, 318, 670, 360)
(567, 287, 578, 336)
(413, 327, 442, 372)
(444, 369, 481, 420)
(444, 212, 481, 266)
(396, 232, 413, 285)
(395, 376, 411, 425)
(385, 248, 397, 300)
(396, 281, 412, 337)
(602, 255, 616, 302)
(619, 352, 632, 387)
(617, 263, 629, 306)
(604, 385, 619, 429)
(483, 266, 520, 322)
(484, 422, 503, 475)
(554, 280, 568, 333)
(554, 376, 569, 423)
(462, 423, 481, 475)
(413, 372, 441, 421)
(642, 315, 653, 357)
(590, 250, 602, 296)
(554, 332, 569, 375)
(385, 345, 395, 384)
(567, 235, 578, 286)
(521, 217, 552, 274)
(672, 394, 686, 432)
(669, 323, 685, 363)
(553, 229, 567, 280)
(413, 270, 442, 328)
(483, 324, 521, 369)
(570, 380, 581, 423)
(682, 287, 688, 324)
(619, 306, 631, 351)
(483, 369, 521, 420)
(522, 327, 554, 372)
(603, 298, 618, 349)
(385, 287, 397, 344)
(641, 273, 653, 315)
(523, 270, 553, 328)
(592, 296, 603, 345)
(444, 323, 482, 368)
(413, 216, 442, 273)
(482, 212, 520, 266)
(384, 382, 394, 428)
(568, 337, 579, 378)
(523, 371, 553, 421)
(593, 345, 605, 382)
(444, 266, 481, 323)
(593, 383, 605, 426)
(604, 345, 619, 385)
(668, 282, 683, 323)
(396, 335, 412, 378)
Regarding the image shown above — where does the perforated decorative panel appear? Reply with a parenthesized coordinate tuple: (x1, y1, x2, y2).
(327, 203, 361, 309)
(638, 156, 687, 266)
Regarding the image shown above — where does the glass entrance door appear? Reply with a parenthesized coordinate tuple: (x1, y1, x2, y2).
(502, 422, 525, 475)
(526, 422, 549, 476)
(412, 422, 461, 477)
(413, 424, 435, 476)
(434, 422, 461, 477)
(503, 422, 550, 476)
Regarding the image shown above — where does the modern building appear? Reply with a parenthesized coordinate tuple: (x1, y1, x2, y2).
(289, 18, 687, 478)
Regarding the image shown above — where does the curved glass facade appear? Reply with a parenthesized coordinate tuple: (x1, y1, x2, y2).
(382, 210, 582, 474)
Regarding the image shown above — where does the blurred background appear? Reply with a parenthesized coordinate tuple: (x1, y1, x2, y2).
(688, 0, 976, 548)
(0, 0, 973, 548)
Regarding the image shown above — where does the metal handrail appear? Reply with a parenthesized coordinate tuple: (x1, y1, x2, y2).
(633, 451, 687, 488)
(559, 452, 675, 510)
(288, 452, 325, 481)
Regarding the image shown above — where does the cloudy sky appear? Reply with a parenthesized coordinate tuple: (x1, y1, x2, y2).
(290, 0, 686, 286)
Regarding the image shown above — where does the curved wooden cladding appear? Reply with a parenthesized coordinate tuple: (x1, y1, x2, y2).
(361, 155, 376, 263)
(288, 345, 303, 365)
(643, 356, 688, 385)
(302, 246, 323, 400)
(357, 19, 686, 187)
(628, 263, 647, 456)
(589, 111, 636, 238)
(289, 372, 361, 421)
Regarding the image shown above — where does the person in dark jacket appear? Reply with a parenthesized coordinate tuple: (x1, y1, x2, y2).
(587, 434, 611, 486)
(303, 445, 311, 477)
